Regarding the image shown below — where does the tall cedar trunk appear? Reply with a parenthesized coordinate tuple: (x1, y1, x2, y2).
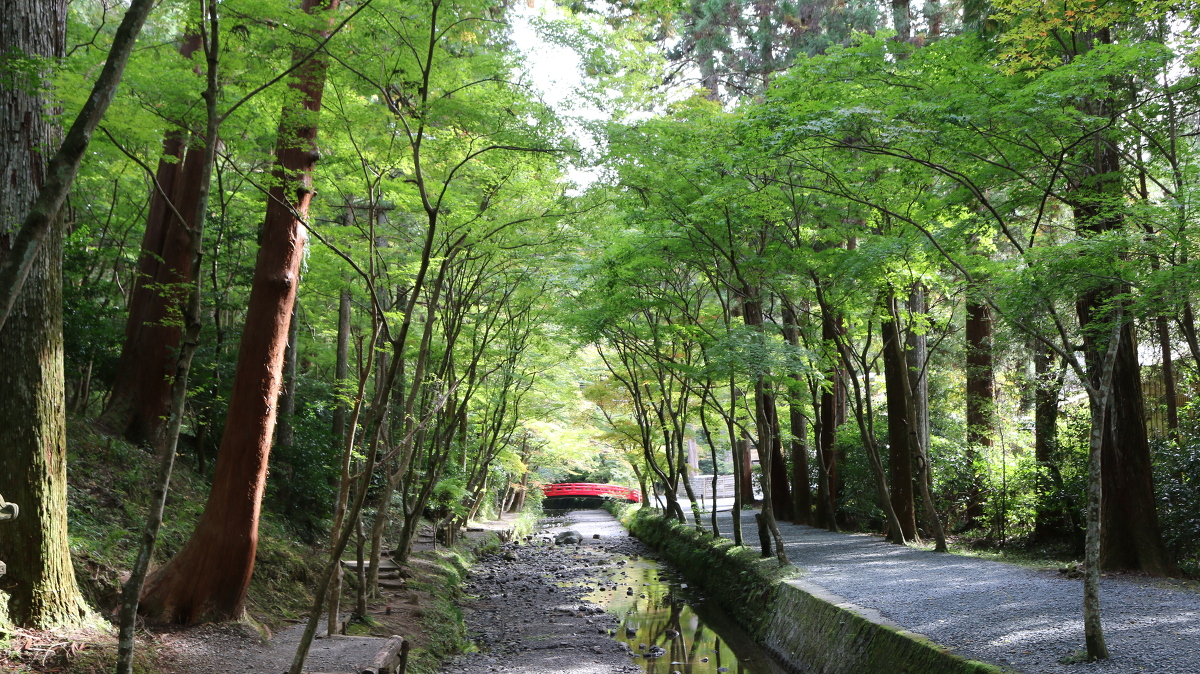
(882, 293, 918, 542)
(1157, 317, 1179, 438)
(762, 389, 793, 520)
(1077, 294, 1174, 574)
(0, 0, 87, 628)
(139, 0, 335, 622)
(889, 297, 948, 551)
(117, 19, 218, 666)
(331, 288, 351, 449)
(782, 304, 813, 525)
(964, 299, 993, 528)
(101, 35, 203, 450)
(1072, 86, 1175, 576)
(925, 0, 942, 38)
(816, 305, 843, 531)
(1033, 341, 1070, 541)
(892, 0, 910, 42)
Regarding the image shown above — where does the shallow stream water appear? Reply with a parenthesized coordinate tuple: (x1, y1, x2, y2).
(584, 555, 788, 674)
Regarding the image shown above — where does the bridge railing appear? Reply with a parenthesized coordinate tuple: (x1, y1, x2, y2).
(541, 482, 640, 502)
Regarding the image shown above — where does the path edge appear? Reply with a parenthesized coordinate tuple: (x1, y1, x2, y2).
(618, 506, 1006, 674)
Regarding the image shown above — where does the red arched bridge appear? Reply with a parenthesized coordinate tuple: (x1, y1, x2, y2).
(541, 483, 641, 503)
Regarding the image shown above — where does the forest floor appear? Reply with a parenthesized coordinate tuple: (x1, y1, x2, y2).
(0, 418, 505, 674)
(0, 522, 493, 674)
(710, 508, 1200, 674)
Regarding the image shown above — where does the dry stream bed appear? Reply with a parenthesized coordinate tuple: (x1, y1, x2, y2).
(441, 509, 787, 674)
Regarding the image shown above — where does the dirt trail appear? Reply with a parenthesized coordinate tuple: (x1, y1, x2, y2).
(440, 510, 646, 674)
(158, 616, 387, 674)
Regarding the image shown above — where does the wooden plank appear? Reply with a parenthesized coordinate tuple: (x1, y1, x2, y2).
(358, 635, 405, 674)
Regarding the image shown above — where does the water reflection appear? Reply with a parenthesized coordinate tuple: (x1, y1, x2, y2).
(584, 559, 789, 674)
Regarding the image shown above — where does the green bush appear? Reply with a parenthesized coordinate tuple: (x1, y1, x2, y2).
(1153, 437, 1200, 577)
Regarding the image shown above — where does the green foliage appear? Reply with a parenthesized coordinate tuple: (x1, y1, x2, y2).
(1154, 437, 1200, 576)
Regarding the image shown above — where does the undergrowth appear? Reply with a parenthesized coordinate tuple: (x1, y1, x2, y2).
(404, 544, 483, 674)
(65, 418, 323, 625)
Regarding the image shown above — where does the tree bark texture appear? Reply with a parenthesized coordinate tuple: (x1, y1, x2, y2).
(888, 297, 947, 551)
(117, 11, 218, 665)
(278, 300, 299, 449)
(139, 0, 335, 622)
(882, 294, 918, 542)
(102, 136, 205, 448)
(0, 0, 89, 629)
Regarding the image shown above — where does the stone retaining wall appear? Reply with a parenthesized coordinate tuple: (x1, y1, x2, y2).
(621, 507, 1004, 674)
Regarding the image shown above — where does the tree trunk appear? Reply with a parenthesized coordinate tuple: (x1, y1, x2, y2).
(0, 0, 88, 629)
(782, 303, 813, 525)
(906, 287, 930, 479)
(354, 513, 367, 619)
(816, 306, 844, 532)
(139, 0, 335, 622)
(739, 436, 755, 504)
(117, 13, 218, 668)
(888, 297, 947, 551)
(332, 287, 351, 450)
(764, 390, 793, 521)
(891, 0, 910, 42)
(1033, 341, 1070, 542)
(278, 300, 299, 449)
(725, 383, 744, 545)
(100, 35, 203, 450)
(1072, 101, 1175, 576)
(743, 296, 788, 563)
(1077, 294, 1174, 574)
(513, 469, 530, 512)
(1179, 300, 1200, 371)
(964, 299, 993, 528)
(1157, 316, 1179, 439)
(882, 293, 918, 542)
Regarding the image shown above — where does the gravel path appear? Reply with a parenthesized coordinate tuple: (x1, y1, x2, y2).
(711, 509, 1200, 674)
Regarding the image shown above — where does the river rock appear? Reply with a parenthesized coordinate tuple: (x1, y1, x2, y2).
(555, 530, 584, 545)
